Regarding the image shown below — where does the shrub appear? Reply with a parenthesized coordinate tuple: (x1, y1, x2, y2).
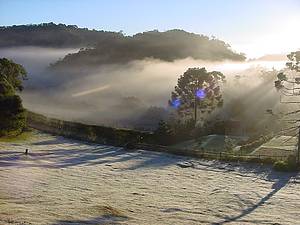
(0, 58, 27, 137)
(0, 95, 27, 136)
(273, 158, 298, 172)
(260, 157, 275, 164)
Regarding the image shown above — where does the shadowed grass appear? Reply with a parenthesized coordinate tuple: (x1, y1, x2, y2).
(0, 130, 35, 143)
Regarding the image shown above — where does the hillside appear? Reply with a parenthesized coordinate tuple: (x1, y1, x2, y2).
(0, 23, 122, 48)
(0, 23, 245, 67)
(52, 29, 246, 68)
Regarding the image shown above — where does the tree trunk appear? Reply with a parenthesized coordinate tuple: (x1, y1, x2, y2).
(194, 94, 197, 126)
(297, 127, 300, 165)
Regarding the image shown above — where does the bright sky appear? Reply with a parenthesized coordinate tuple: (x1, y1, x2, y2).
(0, 0, 299, 58)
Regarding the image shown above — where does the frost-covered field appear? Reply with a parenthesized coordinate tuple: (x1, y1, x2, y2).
(0, 132, 300, 225)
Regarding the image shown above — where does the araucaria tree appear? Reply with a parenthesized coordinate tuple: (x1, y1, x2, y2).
(274, 51, 300, 164)
(169, 67, 225, 125)
(0, 58, 27, 136)
(275, 51, 300, 90)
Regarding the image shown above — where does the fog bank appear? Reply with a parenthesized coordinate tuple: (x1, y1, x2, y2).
(0, 47, 288, 130)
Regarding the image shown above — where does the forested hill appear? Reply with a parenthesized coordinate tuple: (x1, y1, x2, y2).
(0, 23, 246, 66)
(0, 23, 121, 48)
(52, 29, 245, 68)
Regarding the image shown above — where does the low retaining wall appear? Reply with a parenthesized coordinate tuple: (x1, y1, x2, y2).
(27, 111, 285, 164)
(135, 143, 285, 163)
(27, 111, 154, 146)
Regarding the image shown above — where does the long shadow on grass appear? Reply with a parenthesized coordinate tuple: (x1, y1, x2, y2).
(120, 150, 184, 171)
(212, 171, 298, 225)
(52, 215, 128, 225)
(32, 138, 79, 146)
(44, 148, 182, 170)
(0, 136, 184, 169)
(0, 146, 132, 168)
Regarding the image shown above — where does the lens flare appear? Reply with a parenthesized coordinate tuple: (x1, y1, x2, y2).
(196, 89, 206, 99)
(171, 99, 181, 108)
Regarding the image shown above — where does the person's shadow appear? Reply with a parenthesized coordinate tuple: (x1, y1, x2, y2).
(212, 172, 298, 225)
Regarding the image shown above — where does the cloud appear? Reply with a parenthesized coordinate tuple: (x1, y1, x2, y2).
(0, 46, 290, 130)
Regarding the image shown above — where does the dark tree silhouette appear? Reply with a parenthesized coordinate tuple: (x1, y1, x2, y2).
(51, 29, 245, 69)
(0, 58, 27, 136)
(273, 51, 300, 164)
(169, 67, 225, 125)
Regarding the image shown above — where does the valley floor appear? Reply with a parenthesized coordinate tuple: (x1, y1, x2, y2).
(0, 132, 299, 225)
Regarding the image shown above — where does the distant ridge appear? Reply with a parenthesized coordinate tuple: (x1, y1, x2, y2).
(0, 22, 121, 48)
(255, 54, 288, 61)
(0, 23, 246, 66)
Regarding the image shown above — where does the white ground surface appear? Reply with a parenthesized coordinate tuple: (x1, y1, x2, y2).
(0, 132, 300, 225)
(173, 135, 247, 152)
(252, 136, 297, 159)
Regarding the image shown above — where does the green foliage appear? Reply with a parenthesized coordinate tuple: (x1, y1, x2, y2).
(154, 119, 196, 145)
(0, 80, 15, 96)
(0, 58, 27, 137)
(169, 67, 225, 122)
(0, 24, 246, 65)
(0, 23, 246, 69)
(275, 51, 300, 90)
(277, 72, 287, 81)
(273, 155, 298, 172)
(0, 23, 121, 48)
(273, 161, 289, 171)
(171, 119, 195, 141)
(286, 51, 300, 72)
(0, 129, 33, 142)
(0, 95, 27, 136)
(273, 160, 298, 172)
(0, 58, 27, 92)
(225, 138, 236, 151)
(154, 120, 174, 145)
(48, 29, 245, 68)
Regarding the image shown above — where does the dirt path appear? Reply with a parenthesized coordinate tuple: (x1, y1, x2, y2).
(0, 132, 299, 225)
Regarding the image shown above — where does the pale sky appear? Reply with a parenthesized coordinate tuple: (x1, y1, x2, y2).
(0, 0, 299, 58)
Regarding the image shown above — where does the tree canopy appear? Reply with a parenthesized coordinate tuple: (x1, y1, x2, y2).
(275, 51, 300, 90)
(52, 29, 245, 69)
(0, 23, 121, 48)
(169, 67, 225, 124)
(0, 24, 246, 66)
(0, 58, 27, 92)
(273, 51, 300, 164)
(286, 51, 300, 72)
(0, 58, 27, 136)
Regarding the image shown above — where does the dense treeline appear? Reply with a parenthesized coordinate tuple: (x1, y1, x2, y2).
(52, 29, 245, 68)
(0, 58, 27, 136)
(0, 23, 245, 67)
(0, 23, 122, 48)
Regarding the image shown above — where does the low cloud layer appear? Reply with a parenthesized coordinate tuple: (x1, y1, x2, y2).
(0, 47, 289, 130)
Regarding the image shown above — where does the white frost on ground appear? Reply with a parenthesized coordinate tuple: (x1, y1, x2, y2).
(0, 132, 300, 225)
(252, 136, 297, 159)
